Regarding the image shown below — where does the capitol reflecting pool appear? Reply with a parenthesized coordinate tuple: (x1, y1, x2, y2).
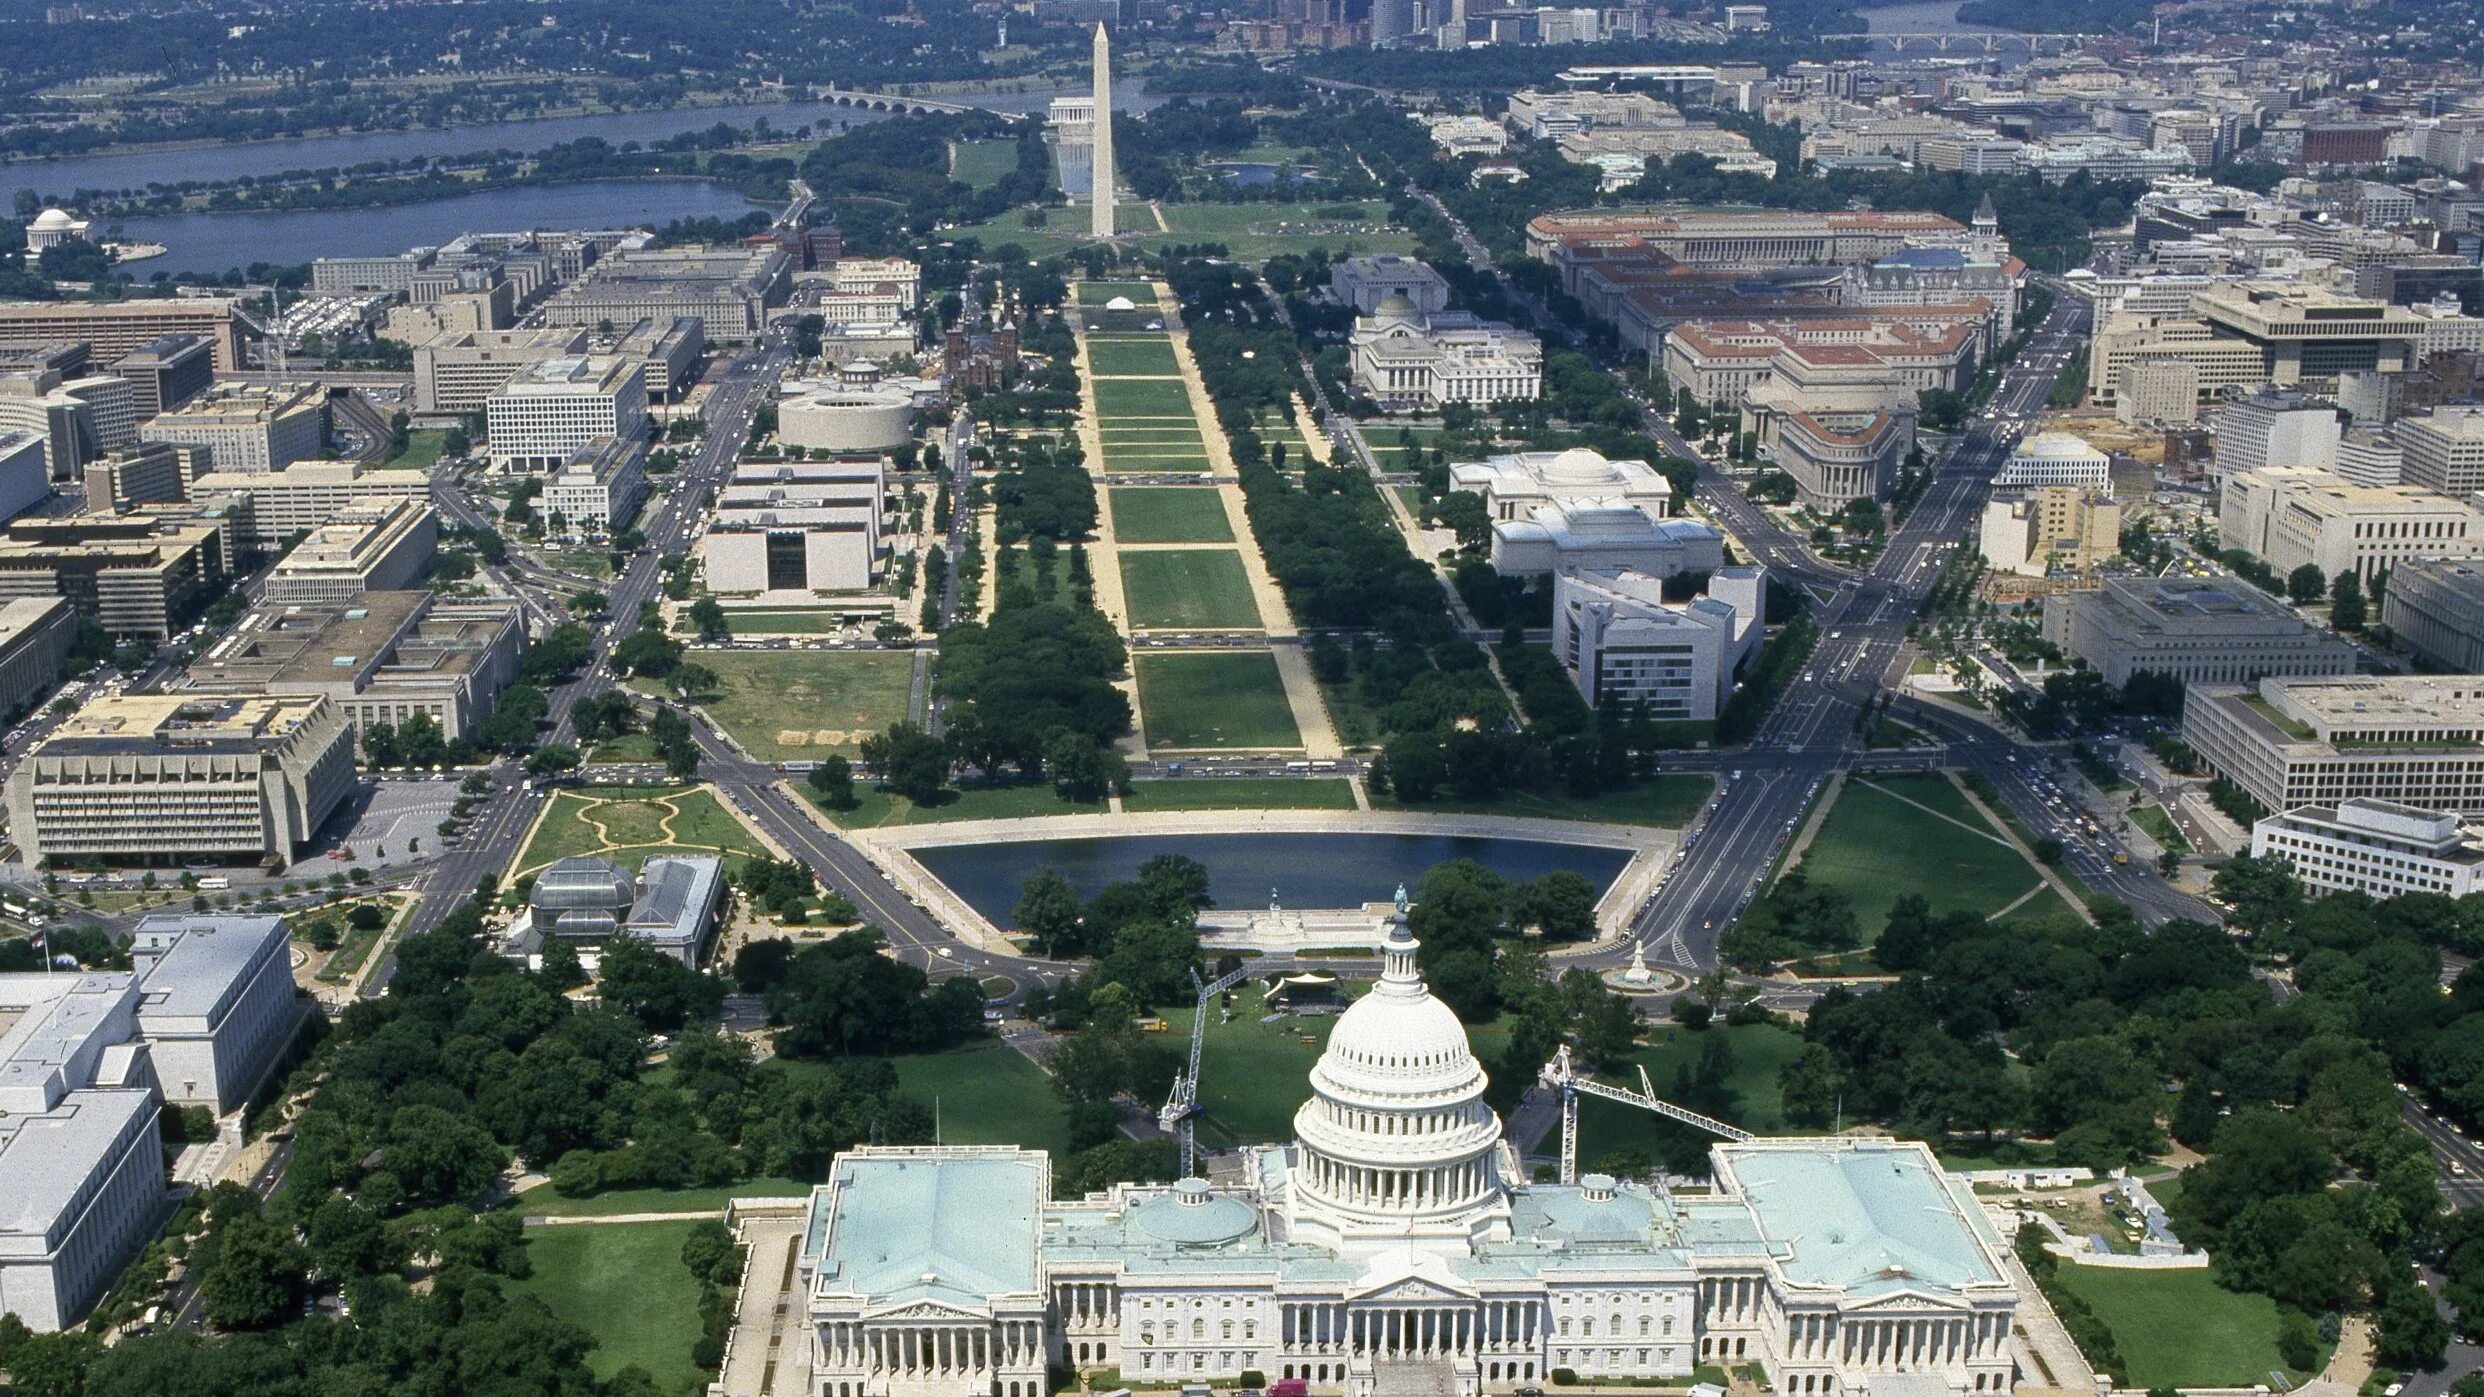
(910, 831, 1634, 924)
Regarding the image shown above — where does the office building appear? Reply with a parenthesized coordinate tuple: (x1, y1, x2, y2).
(139, 382, 326, 475)
(0, 972, 167, 1332)
(184, 460, 429, 552)
(545, 437, 650, 536)
(1487, 503, 1723, 581)
(126, 914, 297, 1112)
(485, 356, 649, 471)
(0, 596, 73, 718)
(1979, 488, 2121, 578)
(1330, 256, 1452, 316)
(2333, 429, 2403, 488)
(82, 442, 187, 515)
(61, 376, 135, 455)
(611, 316, 704, 403)
(1351, 297, 1542, 408)
(1662, 313, 1983, 410)
(2041, 577, 2356, 685)
(4, 693, 356, 865)
(262, 500, 438, 606)
(2091, 315, 2285, 412)
(0, 429, 50, 523)
(1554, 565, 1764, 718)
(1448, 447, 1671, 524)
(703, 459, 886, 594)
(413, 326, 591, 416)
(523, 853, 724, 965)
(2397, 408, 2484, 497)
(825, 258, 922, 312)
(2218, 465, 2483, 583)
(2183, 676, 2484, 817)
(182, 590, 526, 750)
(2189, 282, 2428, 390)
(1994, 433, 2112, 491)
(0, 513, 231, 639)
(539, 246, 791, 344)
(0, 370, 104, 479)
(787, 910, 2019, 1397)
(2214, 392, 2342, 478)
(1525, 209, 1969, 270)
(0, 299, 243, 373)
(2253, 800, 2484, 900)
(2381, 556, 2484, 674)
(106, 335, 213, 420)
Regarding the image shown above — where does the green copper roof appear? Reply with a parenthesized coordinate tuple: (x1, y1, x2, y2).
(818, 1153, 1043, 1307)
(1719, 1143, 2002, 1296)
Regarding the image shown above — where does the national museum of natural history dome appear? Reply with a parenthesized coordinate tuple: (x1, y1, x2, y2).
(789, 904, 2021, 1397)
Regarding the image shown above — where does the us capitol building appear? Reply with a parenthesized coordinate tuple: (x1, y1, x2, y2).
(793, 911, 2021, 1397)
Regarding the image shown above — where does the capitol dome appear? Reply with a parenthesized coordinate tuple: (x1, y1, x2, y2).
(1371, 292, 1421, 324)
(1284, 889, 1511, 1257)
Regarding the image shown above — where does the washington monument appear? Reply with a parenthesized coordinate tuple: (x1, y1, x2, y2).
(1090, 23, 1115, 238)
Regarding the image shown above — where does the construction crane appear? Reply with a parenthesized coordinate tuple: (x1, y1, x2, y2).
(1540, 1044, 1752, 1186)
(1159, 959, 1267, 1178)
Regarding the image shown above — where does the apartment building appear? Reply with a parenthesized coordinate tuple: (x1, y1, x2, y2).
(1553, 565, 1764, 718)
(2252, 800, 2484, 900)
(262, 500, 439, 605)
(2396, 408, 2484, 497)
(182, 590, 526, 750)
(2183, 676, 2484, 817)
(184, 460, 429, 553)
(4, 693, 356, 864)
(0, 299, 243, 372)
(2041, 576, 2356, 685)
(138, 382, 326, 475)
(485, 356, 649, 471)
(413, 326, 590, 416)
(1979, 488, 2121, 578)
(2219, 465, 2483, 583)
(0, 513, 231, 639)
(2380, 556, 2484, 674)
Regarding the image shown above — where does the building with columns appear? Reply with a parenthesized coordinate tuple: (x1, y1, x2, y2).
(792, 905, 2020, 1397)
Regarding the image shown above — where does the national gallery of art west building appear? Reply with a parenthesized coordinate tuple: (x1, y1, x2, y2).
(790, 915, 2021, 1397)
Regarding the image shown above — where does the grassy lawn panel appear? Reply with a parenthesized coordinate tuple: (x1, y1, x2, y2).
(517, 1178, 813, 1218)
(1093, 378, 1198, 419)
(1123, 777, 1356, 811)
(378, 429, 451, 471)
(2050, 1266, 2315, 1389)
(1576, 1025, 1805, 1151)
(681, 649, 916, 762)
(950, 138, 1020, 189)
(1367, 775, 1716, 828)
(894, 1041, 1074, 1156)
(1111, 488, 1235, 543)
(586, 733, 662, 764)
(1793, 775, 2050, 940)
(1136, 651, 1303, 750)
(2130, 804, 2191, 854)
(1118, 550, 1263, 630)
(515, 786, 769, 876)
(807, 781, 1103, 828)
(509, 1220, 708, 1392)
(1085, 337, 1183, 377)
(1077, 281, 1158, 305)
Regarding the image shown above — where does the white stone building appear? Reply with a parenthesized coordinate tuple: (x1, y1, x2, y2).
(702, 459, 886, 594)
(1351, 298, 1542, 409)
(2217, 465, 2483, 584)
(1448, 448, 1672, 524)
(2396, 408, 2484, 498)
(2212, 392, 2341, 480)
(2253, 799, 2484, 900)
(2183, 676, 2484, 817)
(2040, 577, 2356, 686)
(1330, 256, 1452, 317)
(1554, 565, 1765, 718)
(138, 381, 326, 475)
(1994, 433, 2112, 492)
(1488, 506, 1724, 582)
(545, 436, 651, 536)
(485, 355, 649, 471)
(789, 906, 2021, 1397)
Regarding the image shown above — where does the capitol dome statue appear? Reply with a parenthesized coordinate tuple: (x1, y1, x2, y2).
(1282, 888, 1514, 1257)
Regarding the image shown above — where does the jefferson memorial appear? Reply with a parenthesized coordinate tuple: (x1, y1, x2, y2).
(794, 910, 2021, 1397)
